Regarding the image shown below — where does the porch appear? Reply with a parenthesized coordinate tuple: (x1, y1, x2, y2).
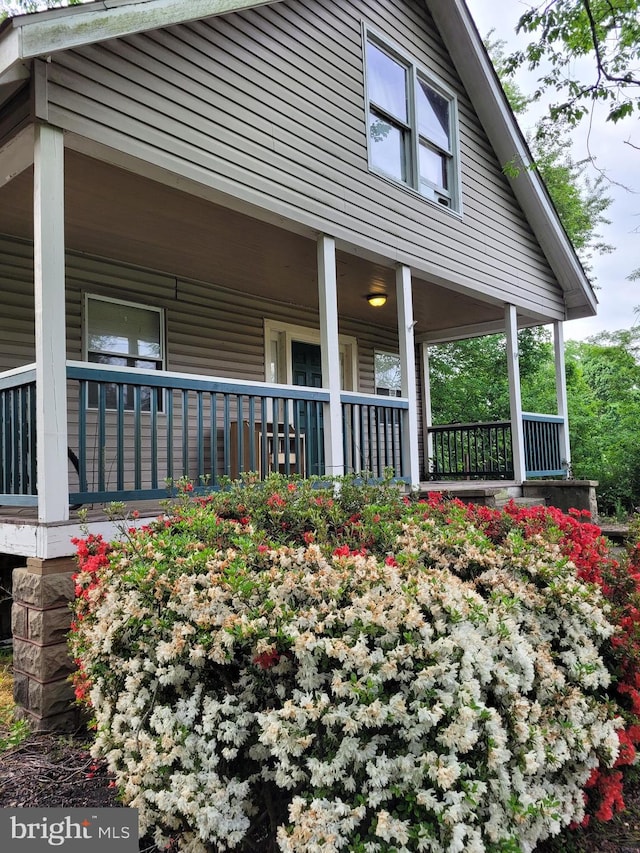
(0, 133, 574, 561)
(0, 360, 566, 507)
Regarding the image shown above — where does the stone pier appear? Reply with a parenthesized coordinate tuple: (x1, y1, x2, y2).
(11, 557, 80, 731)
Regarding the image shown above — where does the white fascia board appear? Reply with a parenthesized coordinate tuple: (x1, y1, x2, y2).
(426, 0, 597, 318)
(11, 0, 280, 59)
(0, 25, 26, 86)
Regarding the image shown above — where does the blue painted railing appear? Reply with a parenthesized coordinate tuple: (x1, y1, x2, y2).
(0, 364, 37, 506)
(64, 366, 412, 503)
(428, 413, 565, 480)
(522, 412, 565, 477)
(67, 363, 330, 504)
(341, 391, 409, 481)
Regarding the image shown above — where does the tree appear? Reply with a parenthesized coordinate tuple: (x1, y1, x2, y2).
(505, 0, 640, 131)
(0, 0, 80, 18)
(488, 34, 613, 272)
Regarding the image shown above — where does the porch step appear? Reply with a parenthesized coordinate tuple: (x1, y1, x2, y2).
(417, 485, 547, 511)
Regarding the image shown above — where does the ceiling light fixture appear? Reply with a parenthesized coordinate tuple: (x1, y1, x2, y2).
(366, 293, 387, 308)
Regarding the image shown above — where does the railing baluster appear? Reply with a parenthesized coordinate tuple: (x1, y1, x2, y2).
(197, 390, 204, 485)
(210, 392, 218, 488)
(134, 385, 142, 490)
(117, 383, 124, 491)
(223, 394, 230, 476)
(151, 384, 158, 490)
(98, 383, 106, 492)
(78, 381, 87, 493)
(181, 389, 189, 479)
(166, 389, 174, 485)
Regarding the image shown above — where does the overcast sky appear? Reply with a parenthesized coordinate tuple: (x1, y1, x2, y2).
(466, 0, 639, 341)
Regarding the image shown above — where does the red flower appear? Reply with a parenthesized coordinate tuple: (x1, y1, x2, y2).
(253, 649, 280, 669)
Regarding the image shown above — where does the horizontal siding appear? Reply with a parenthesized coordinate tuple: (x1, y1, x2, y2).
(0, 234, 398, 392)
(0, 235, 412, 488)
(42, 0, 567, 321)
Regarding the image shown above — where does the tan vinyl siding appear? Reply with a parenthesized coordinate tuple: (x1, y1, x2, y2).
(43, 0, 566, 321)
(0, 235, 409, 488)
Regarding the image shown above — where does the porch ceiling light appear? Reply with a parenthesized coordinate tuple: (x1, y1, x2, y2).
(366, 292, 387, 308)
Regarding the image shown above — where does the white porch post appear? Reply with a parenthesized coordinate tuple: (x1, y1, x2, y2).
(420, 342, 434, 477)
(396, 265, 420, 488)
(317, 234, 344, 477)
(34, 123, 69, 522)
(505, 304, 526, 484)
(553, 320, 572, 477)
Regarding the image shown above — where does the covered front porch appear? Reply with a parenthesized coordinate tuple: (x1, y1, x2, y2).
(0, 125, 572, 560)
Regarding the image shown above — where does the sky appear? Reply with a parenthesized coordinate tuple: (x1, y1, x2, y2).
(466, 0, 639, 342)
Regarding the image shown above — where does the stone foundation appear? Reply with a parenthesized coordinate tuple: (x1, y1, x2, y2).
(522, 480, 599, 519)
(11, 557, 80, 731)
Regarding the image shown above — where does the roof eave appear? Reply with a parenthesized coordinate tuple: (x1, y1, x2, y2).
(426, 0, 598, 319)
(0, 0, 280, 81)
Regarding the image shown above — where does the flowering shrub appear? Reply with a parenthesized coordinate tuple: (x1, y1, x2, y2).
(69, 478, 626, 853)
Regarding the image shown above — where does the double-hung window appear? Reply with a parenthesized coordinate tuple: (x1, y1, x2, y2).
(365, 32, 459, 210)
(85, 294, 165, 411)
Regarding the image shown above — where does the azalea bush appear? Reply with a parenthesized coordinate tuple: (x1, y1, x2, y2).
(69, 477, 634, 853)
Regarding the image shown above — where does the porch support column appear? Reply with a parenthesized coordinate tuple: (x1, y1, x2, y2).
(317, 234, 344, 477)
(553, 320, 571, 477)
(34, 123, 69, 522)
(505, 304, 526, 484)
(420, 342, 434, 478)
(396, 265, 420, 488)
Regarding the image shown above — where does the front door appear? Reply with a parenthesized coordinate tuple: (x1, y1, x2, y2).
(292, 341, 325, 475)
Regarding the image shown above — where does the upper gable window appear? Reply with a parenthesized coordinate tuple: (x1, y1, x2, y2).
(365, 33, 459, 211)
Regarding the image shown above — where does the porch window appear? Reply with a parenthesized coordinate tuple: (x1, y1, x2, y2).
(375, 351, 402, 397)
(365, 31, 459, 210)
(84, 295, 165, 410)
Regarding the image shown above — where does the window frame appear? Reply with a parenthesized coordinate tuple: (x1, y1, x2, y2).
(374, 350, 403, 398)
(364, 26, 461, 213)
(83, 293, 166, 411)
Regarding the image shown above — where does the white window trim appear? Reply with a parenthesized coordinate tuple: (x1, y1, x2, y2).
(83, 293, 166, 366)
(363, 24, 462, 214)
(263, 319, 358, 392)
(82, 293, 166, 412)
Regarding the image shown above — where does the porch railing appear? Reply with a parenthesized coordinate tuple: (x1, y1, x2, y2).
(428, 420, 513, 480)
(0, 364, 37, 506)
(522, 412, 565, 477)
(67, 362, 330, 504)
(428, 413, 565, 480)
(341, 392, 409, 481)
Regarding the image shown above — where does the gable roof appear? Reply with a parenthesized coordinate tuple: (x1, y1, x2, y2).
(0, 0, 597, 319)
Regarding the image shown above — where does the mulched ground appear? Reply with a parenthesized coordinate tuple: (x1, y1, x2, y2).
(0, 732, 161, 852)
(2, 732, 640, 852)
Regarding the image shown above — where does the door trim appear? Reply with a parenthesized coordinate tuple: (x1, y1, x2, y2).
(264, 319, 358, 391)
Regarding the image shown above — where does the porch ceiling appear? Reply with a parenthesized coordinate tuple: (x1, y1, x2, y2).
(0, 151, 505, 335)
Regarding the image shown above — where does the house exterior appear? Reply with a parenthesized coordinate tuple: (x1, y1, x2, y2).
(0, 0, 597, 727)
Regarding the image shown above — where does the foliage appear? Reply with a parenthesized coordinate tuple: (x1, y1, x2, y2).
(0, 649, 30, 753)
(429, 323, 640, 517)
(68, 477, 635, 853)
(565, 329, 640, 515)
(0, 0, 82, 17)
(487, 34, 613, 273)
(504, 0, 640, 130)
(429, 327, 555, 424)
